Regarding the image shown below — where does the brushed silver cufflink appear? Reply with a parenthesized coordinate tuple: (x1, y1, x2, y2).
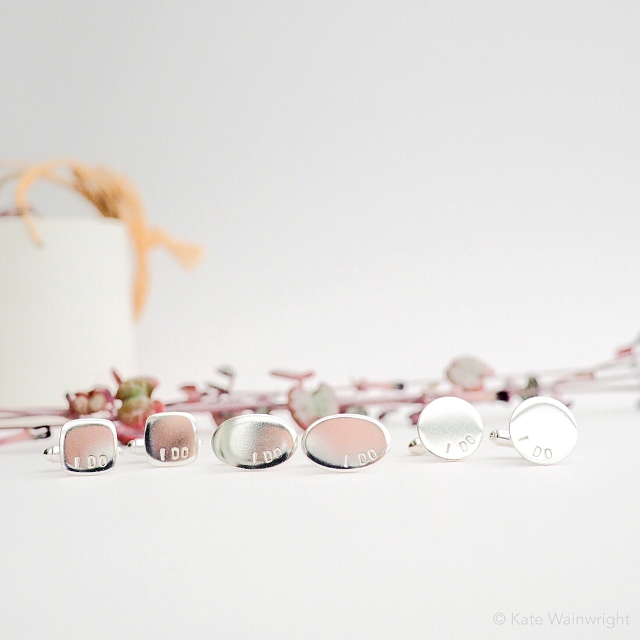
(489, 396, 577, 465)
(44, 418, 119, 475)
(212, 414, 298, 469)
(409, 397, 483, 461)
(128, 412, 199, 466)
(302, 414, 391, 470)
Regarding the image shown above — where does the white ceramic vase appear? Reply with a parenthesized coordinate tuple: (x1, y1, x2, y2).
(0, 217, 136, 410)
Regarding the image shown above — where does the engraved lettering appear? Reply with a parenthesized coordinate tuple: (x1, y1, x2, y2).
(545, 448, 552, 459)
(459, 441, 468, 452)
(446, 443, 451, 453)
(171, 447, 180, 460)
(181, 447, 189, 459)
(367, 449, 377, 461)
(252, 448, 283, 465)
(533, 446, 542, 457)
(344, 455, 349, 468)
(160, 448, 166, 461)
(74, 453, 111, 468)
(465, 435, 475, 444)
(358, 453, 367, 465)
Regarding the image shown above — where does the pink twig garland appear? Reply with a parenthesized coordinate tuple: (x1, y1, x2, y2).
(1, 334, 639, 445)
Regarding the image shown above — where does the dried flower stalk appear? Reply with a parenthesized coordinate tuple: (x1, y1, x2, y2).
(0, 160, 203, 317)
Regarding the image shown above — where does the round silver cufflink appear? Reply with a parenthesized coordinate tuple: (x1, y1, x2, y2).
(302, 414, 391, 470)
(212, 414, 298, 469)
(408, 397, 484, 461)
(489, 396, 578, 465)
(128, 412, 199, 466)
(44, 418, 119, 475)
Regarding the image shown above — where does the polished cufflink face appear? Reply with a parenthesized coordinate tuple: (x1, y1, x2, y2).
(143, 412, 199, 466)
(413, 397, 483, 461)
(45, 418, 118, 474)
(302, 414, 391, 470)
(508, 397, 577, 465)
(212, 414, 298, 469)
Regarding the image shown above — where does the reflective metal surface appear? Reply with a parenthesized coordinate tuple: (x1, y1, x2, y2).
(144, 412, 199, 466)
(488, 429, 512, 446)
(212, 414, 298, 469)
(302, 414, 390, 470)
(509, 396, 577, 465)
(416, 397, 483, 461)
(408, 437, 429, 455)
(59, 419, 118, 474)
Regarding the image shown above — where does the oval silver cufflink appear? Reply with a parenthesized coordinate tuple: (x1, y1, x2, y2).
(44, 418, 119, 475)
(408, 397, 484, 461)
(489, 396, 578, 465)
(212, 414, 298, 469)
(128, 412, 199, 466)
(302, 414, 391, 470)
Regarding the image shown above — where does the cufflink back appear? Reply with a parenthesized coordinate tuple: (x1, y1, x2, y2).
(408, 397, 483, 460)
(490, 396, 577, 465)
(128, 412, 199, 466)
(302, 414, 391, 470)
(44, 418, 118, 474)
(212, 414, 298, 469)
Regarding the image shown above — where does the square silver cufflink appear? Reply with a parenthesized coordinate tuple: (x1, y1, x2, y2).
(44, 418, 119, 475)
(128, 412, 199, 466)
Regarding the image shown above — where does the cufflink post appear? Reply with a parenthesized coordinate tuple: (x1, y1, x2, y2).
(43, 445, 60, 463)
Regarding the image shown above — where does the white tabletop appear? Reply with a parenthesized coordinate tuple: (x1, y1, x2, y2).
(0, 396, 637, 640)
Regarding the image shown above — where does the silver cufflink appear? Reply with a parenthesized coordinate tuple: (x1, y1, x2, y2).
(212, 414, 298, 469)
(128, 412, 199, 466)
(408, 397, 484, 460)
(490, 396, 578, 465)
(44, 418, 119, 474)
(302, 414, 391, 470)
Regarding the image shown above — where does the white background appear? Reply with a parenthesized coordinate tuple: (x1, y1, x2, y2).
(1, 2, 639, 639)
